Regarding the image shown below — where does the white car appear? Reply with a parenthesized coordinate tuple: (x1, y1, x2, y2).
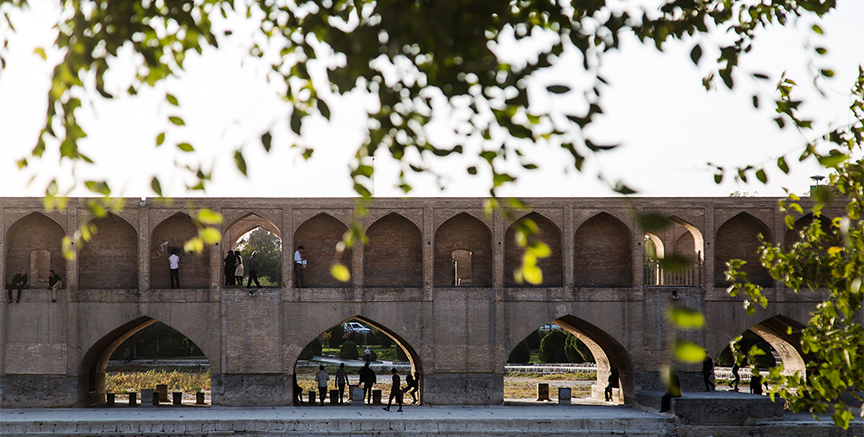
(343, 322, 371, 333)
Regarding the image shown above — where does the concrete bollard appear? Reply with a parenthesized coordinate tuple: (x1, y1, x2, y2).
(330, 389, 340, 405)
(140, 389, 154, 407)
(172, 392, 182, 406)
(372, 389, 382, 405)
(156, 384, 168, 402)
(537, 383, 550, 401)
(196, 392, 205, 405)
(308, 392, 318, 405)
(558, 387, 571, 405)
(352, 387, 364, 404)
(106, 393, 115, 406)
(128, 392, 137, 406)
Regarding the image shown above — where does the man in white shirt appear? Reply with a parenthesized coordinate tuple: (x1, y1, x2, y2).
(315, 365, 329, 405)
(168, 251, 181, 289)
(293, 245, 306, 288)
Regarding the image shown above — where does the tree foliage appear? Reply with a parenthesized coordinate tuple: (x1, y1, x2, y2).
(236, 227, 282, 285)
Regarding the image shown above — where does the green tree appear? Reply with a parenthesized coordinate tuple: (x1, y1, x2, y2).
(237, 227, 282, 285)
(338, 341, 359, 360)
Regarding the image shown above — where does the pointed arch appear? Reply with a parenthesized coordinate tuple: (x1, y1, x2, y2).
(712, 315, 808, 376)
(79, 213, 138, 289)
(294, 213, 352, 288)
(574, 212, 632, 287)
(669, 215, 704, 262)
(785, 213, 833, 249)
(151, 213, 210, 289)
(5, 212, 66, 287)
(434, 213, 492, 287)
(715, 212, 773, 287)
(364, 213, 422, 288)
(223, 212, 281, 250)
(504, 212, 563, 287)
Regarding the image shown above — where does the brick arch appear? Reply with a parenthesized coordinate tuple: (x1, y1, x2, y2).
(79, 213, 138, 289)
(223, 212, 281, 250)
(364, 213, 422, 288)
(433, 213, 492, 287)
(669, 215, 704, 262)
(5, 212, 66, 288)
(76, 316, 217, 407)
(151, 213, 210, 289)
(714, 212, 773, 287)
(294, 213, 352, 288)
(504, 212, 563, 287)
(574, 212, 632, 287)
(709, 315, 808, 376)
(785, 213, 833, 249)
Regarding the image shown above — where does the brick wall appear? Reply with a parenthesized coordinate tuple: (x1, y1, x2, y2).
(674, 231, 697, 260)
(573, 213, 632, 287)
(433, 213, 492, 287)
(714, 213, 772, 287)
(294, 213, 352, 287)
(364, 213, 422, 287)
(504, 213, 563, 287)
(5, 212, 65, 287)
(151, 213, 210, 289)
(79, 214, 138, 289)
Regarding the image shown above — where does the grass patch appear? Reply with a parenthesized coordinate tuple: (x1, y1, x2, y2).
(106, 369, 210, 393)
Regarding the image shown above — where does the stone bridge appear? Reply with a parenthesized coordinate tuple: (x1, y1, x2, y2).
(0, 197, 834, 408)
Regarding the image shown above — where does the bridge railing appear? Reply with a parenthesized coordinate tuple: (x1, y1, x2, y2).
(643, 260, 703, 287)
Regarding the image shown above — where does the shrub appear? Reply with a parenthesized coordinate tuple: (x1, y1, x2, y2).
(539, 329, 569, 363)
(298, 337, 322, 360)
(339, 341, 359, 359)
(395, 346, 408, 361)
(565, 336, 594, 363)
(329, 324, 346, 348)
(508, 341, 531, 364)
(524, 330, 543, 349)
(365, 331, 378, 346)
(373, 329, 394, 347)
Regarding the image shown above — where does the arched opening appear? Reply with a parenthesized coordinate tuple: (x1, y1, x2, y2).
(505, 316, 633, 405)
(6, 212, 65, 293)
(643, 233, 663, 285)
(643, 216, 704, 286)
(785, 213, 834, 249)
(505, 212, 563, 287)
(293, 317, 423, 406)
(714, 315, 807, 392)
(434, 213, 492, 287)
(715, 212, 773, 287)
(574, 213, 631, 287)
(79, 213, 138, 289)
(294, 213, 352, 288)
(78, 317, 212, 406)
(364, 213, 422, 288)
(233, 227, 283, 287)
(151, 213, 210, 289)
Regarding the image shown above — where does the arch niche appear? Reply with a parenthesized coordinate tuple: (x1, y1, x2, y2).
(714, 212, 773, 287)
(504, 212, 563, 287)
(79, 214, 138, 289)
(294, 213, 352, 288)
(223, 212, 281, 250)
(364, 213, 422, 288)
(714, 315, 808, 376)
(573, 213, 631, 287)
(5, 212, 65, 288)
(151, 213, 210, 289)
(434, 213, 492, 287)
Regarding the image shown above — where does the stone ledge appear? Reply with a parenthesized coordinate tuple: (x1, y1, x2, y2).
(635, 390, 785, 425)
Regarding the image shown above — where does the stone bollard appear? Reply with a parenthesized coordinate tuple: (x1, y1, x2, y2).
(172, 392, 182, 406)
(352, 387, 364, 404)
(106, 393, 115, 406)
(308, 392, 318, 405)
(196, 392, 205, 405)
(372, 389, 382, 405)
(330, 389, 340, 405)
(558, 387, 571, 405)
(156, 384, 168, 402)
(128, 392, 137, 406)
(140, 389, 154, 407)
(537, 383, 550, 401)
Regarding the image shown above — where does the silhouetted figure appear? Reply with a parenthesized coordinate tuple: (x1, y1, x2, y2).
(383, 368, 403, 412)
(750, 372, 764, 395)
(224, 251, 237, 285)
(660, 372, 681, 413)
(294, 246, 306, 288)
(335, 363, 348, 404)
(403, 372, 419, 404)
(293, 373, 302, 406)
(604, 368, 620, 402)
(234, 255, 244, 285)
(701, 356, 715, 392)
(48, 269, 63, 302)
(246, 251, 261, 291)
(123, 347, 132, 364)
(315, 365, 329, 405)
(360, 362, 376, 404)
(7, 270, 27, 303)
(364, 347, 372, 363)
(729, 362, 741, 391)
(169, 251, 181, 289)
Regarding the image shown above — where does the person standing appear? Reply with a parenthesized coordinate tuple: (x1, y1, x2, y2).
(8, 270, 27, 303)
(234, 255, 244, 286)
(246, 251, 261, 291)
(294, 245, 306, 288)
(224, 250, 237, 285)
(729, 361, 741, 391)
(383, 368, 403, 412)
(403, 372, 419, 405)
(360, 362, 376, 404)
(168, 251, 181, 289)
(48, 269, 63, 302)
(701, 356, 715, 392)
(334, 363, 348, 404)
(315, 365, 329, 405)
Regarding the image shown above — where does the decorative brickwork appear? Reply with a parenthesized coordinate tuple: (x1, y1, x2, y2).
(433, 213, 492, 287)
(504, 212, 563, 287)
(364, 213, 422, 288)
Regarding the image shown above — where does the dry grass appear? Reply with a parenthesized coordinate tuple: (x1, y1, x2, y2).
(504, 377, 593, 399)
(106, 369, 210, 394)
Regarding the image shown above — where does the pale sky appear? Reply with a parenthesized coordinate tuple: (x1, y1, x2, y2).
(0, 1, 862, 199)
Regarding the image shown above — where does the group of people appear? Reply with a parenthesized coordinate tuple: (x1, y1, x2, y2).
(222, 250, 260, 291)
(6, 269, 63, 303)
(297, 362, 419, 410)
